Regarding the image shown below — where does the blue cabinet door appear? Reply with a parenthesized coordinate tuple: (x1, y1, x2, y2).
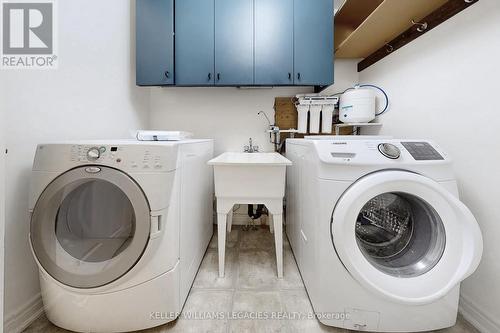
(136, 0, 174, 86)
(294, 0, 334, 86)
(175, 0, 215, 86)
(255, 0, 294, 85)
(215, 0, 254, 85)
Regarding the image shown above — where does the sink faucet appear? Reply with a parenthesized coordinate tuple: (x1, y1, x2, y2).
(258, 110, 283, 153)
(244, 138, 259, 153)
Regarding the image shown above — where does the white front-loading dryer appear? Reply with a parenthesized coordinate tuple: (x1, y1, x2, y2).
(286, 137, 483, 332)
(29, 140, 213, 332)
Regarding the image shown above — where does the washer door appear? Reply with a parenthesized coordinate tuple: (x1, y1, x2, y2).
(331, 170, 483, 305)
(31, 166, 151, 289)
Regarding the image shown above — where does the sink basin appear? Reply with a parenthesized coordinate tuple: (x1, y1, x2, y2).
(208, 152, 292, 199)
(208, 152, 292, 166)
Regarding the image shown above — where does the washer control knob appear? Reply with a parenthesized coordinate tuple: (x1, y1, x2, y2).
(378, 143, 401, 159)
(87, 147, 101, 161)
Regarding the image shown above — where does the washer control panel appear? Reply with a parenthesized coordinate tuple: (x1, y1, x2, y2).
(378, 143, 401, 159)
(313, 139, 448, 166)
(401, 142, 444, 161)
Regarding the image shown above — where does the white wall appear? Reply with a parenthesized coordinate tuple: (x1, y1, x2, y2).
(149, 60, 359, 155)
(322, 59, 360, 95)
(0, 73, 6, 333)
(150, 86, 311, 154)
(1, 1, 150, 331)
(359, 1, 500, 331)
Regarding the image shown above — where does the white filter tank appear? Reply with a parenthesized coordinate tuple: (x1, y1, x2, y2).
(339, 88, 376, 123)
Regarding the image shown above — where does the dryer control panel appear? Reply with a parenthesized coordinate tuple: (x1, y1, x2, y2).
(70, 145, 169, 170)
(33, 142, 180, 172)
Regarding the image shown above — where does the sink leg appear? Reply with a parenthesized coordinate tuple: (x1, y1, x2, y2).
(227, 209, 233, 233)
(273, 214, 283, 278)
(269, 214, 274, 234)
(217, 213, 227, 278)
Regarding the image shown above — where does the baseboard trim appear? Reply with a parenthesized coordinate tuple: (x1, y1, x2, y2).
(459, 294, 500, 333)
(4, 294, 44, 333)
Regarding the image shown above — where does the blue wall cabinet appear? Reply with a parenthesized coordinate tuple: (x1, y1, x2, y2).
(136, 0, 174, 86)
(254, 0, 294, 85)
(294, 0, 334, 86)
(215, 0, 254, 85)
(175, 0, 215, 86)
(136, 0, 334, 87)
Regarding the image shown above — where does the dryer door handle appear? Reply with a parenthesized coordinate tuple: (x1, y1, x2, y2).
(150, 214, 163, 239)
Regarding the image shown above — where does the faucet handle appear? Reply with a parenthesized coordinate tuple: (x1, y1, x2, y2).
(254, 145, 259, 152)
(244, 145, 250, 152)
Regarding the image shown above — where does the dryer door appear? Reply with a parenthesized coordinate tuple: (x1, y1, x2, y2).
(31, 166, 151, 289)
(331, 170, 482, 305)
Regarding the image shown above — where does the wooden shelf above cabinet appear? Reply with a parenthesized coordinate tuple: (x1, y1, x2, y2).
(335, 0, 448, 59)
(334, 0, 384, 52)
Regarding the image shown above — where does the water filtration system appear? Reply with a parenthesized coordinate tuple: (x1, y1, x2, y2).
(295, 84, 389, 134)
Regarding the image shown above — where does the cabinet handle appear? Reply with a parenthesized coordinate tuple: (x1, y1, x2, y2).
(288, 73, 292, 80)
(165, 71, 170, 79)
(208, 73, 212, 81)
(297, 73, 301, 80)
(217, 73, 221, 81)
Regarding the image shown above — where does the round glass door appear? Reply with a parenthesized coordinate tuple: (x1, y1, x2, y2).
(355, 192, 446, 278)
(31, 167, 151, 289)
(55, 180, 136, 263)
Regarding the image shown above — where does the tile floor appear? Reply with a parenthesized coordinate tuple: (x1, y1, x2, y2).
(24, 226, 478, 333)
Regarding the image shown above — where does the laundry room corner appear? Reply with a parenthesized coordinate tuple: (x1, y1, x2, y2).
(1, 0, 498, 332)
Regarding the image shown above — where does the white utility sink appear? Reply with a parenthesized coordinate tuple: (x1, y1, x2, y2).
(208, 152, 292, 278)
(209, 152, 292, 166)
(208, 152, 291, 199)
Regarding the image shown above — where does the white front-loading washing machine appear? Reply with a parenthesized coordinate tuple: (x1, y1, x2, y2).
(29, 139, 213, 332)
(286, 137, 483, 332)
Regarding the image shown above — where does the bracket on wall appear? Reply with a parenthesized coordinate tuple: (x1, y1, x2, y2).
(358, 0, 480, 72)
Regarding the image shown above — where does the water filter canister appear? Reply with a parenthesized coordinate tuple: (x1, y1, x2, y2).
(297, 105, 309, 134)
(321, 105, 335, 133)
(309, 105, 322, 134)
(339, 87, 376, 123)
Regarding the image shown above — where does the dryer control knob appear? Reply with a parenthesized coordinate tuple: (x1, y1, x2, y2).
(378, 143, 401, 159)
(87, 147, 101, 161)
